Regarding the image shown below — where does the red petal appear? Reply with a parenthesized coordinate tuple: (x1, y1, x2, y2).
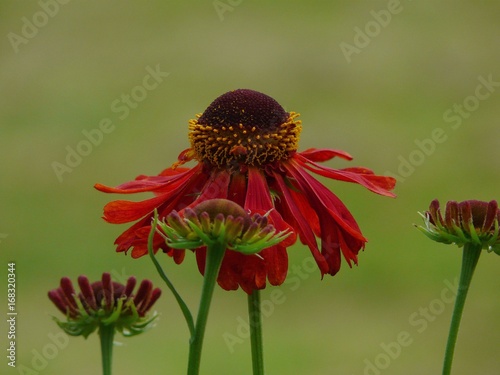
(128, 225, 160, 257)
(294, 153, 396, 197)
(103, 194, 171, 224)
(341, 167, 397, 192)
(283, 161, 366, 274)
(285, 161, 365, 241)
(239, 254, 267, 293)
(113, 217, 150, 252)
(273, 172, 329, 274)
(196, 248, 270, 294)
(158, 166, 190, 176)
(196, 249, 241, 291)
(246, 167, 295, 243)
(245, 167, 273, 211)
(299, 148, 353, 162)
(228, 172, 247, 206)
(183, 170, 231, 210)
(94, 165, 201, 195)
(260, 245, 288, 286)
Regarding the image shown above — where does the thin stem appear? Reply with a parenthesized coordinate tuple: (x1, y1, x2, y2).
(148, 211, 195, 337)
(442, 243, 482, 375)
(187, 242, 226, 375)
(248, 289, 265, 375)
(99, 324, 115, 375)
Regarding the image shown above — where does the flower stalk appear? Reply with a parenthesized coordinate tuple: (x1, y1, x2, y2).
(187, 240, 226, 375)
(248, 290, 264, 375)
(99, 323, 115, 375)
(148, 210, 195, 337)
(442, 243, 482, 375)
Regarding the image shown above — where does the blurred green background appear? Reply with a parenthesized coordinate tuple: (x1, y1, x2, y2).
(1, 1, 499, 374)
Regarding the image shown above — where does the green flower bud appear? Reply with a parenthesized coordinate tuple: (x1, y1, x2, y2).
(157, 198, 291, 254)
(48, 273, 161, 338)
(416, 199, 500, 254)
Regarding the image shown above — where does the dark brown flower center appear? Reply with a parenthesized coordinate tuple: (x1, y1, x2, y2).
(188, 89, 301, 168)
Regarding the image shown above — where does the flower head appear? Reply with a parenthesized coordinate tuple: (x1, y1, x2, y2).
(417, 199, 500, 254)
(159, 198, 291, 254)
(95, 89, 396, 293)
(185, 89, 300, 168)
(48, 273, 161, 337)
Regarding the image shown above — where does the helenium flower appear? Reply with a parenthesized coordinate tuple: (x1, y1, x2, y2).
(95, 89, 396, 292)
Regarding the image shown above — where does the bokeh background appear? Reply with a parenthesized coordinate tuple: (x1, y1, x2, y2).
(1, 1, 499, 374)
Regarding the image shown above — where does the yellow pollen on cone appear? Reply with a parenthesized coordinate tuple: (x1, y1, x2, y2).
(187, 112, 302, 168)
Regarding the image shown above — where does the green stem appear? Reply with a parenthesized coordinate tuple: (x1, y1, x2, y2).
(442, 243, 482, 375)
(248, 290, 265, 375)
(99, 324, 115, 375)
(148, 212, 195, 337)
(187, 242, 226, 375)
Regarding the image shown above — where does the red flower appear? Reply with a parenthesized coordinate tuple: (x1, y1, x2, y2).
(95, 89, 396, 293)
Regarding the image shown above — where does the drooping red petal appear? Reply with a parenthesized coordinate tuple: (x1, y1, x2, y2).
(294, 153, 396, 197)
(341, 167, 396, 192)
(158, 166, 191, 176)
(128, 225, 164, 259)
(195, 248, 267, 293)
(245, 167, 273, 212)
(238, 254, 267, 293)
(270, 172, 321, 236)
(94, 165, 200, 195)
(202, 244, 285, 293)
(299, 148, 353, 162)
(113, 216, 151, 252)
(283, 161, 366, 275)
(287, 186, 321, 237)
(260, 245, 288, 286)
(319, 224, 342, 275)
(102, 194, 173, 224)
(272, 172, 329, 274)
(228, 172, 247, 206)
(285, 160, 365, 241)
(183, 169, 231, 210)
(113, 219, 185, 261)
(246, 167, 296, 246)
(94, 176, 176, 194)
(105, 166, 208, 257)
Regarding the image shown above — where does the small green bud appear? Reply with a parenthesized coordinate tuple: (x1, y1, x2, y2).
(157, 199, 291, 254)
(416, 199, 500, 254)
(48, 273, 161, 338)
